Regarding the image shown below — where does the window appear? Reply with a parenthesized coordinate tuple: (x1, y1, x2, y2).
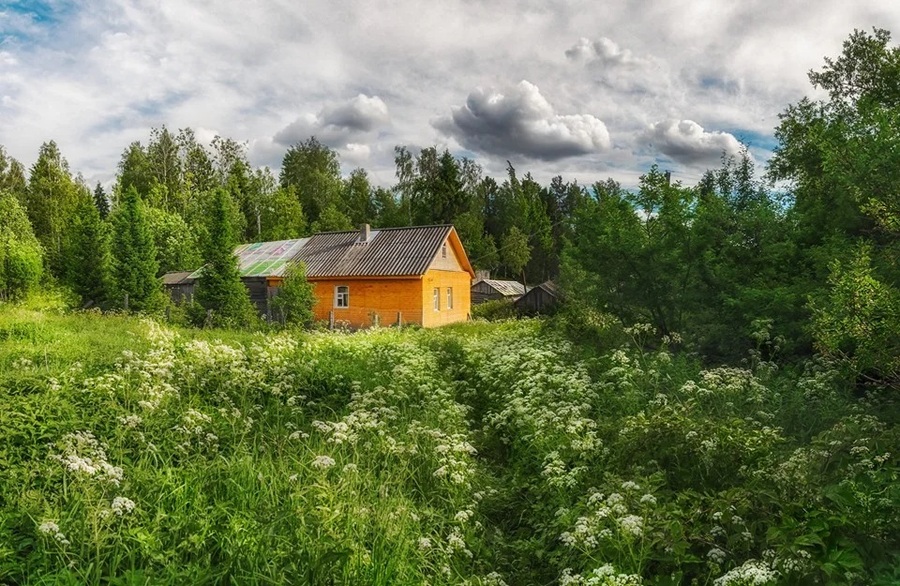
(334, 285, 349, 308)
(441, 243, 447, 258)
(433, 287, 440, 311)
(446, 287, 453, 309)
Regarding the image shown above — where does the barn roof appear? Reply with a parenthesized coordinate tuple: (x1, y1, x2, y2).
(474, 279, 526, 297)
(295, 225, 473, 278)
(186, 225, 474, 280)
(162, 271, 195, 285)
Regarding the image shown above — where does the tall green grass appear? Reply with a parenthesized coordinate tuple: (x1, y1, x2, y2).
(0, 300, 897, 585)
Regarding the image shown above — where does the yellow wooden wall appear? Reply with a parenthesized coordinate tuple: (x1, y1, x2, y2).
(420, 269, 472, 327)
(309, 277, 425, 327)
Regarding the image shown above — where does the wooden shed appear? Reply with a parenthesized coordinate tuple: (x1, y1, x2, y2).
(471, 278, 526, 304)
(515, 281, 560, 314)
(161, 271, 196, 303)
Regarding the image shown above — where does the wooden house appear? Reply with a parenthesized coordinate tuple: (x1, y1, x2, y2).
(514, 280, 560, 314)
(471, 278, 526, 304)
(288, 224, 474, 328)
(166, 224, 475, 328)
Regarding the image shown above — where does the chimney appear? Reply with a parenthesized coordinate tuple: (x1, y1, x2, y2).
(359, 223, 371, 243)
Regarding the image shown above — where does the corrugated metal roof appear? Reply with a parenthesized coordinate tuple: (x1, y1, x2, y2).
(183, 225, 467, 280)
(187, 238, 309, 279)
(294, 225, 453, 278)
(475, 279, 526, 297)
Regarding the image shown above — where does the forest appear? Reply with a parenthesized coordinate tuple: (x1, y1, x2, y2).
(0, 28, 897, 585)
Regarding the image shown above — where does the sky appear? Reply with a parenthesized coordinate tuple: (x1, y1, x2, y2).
(1, 0, 899, 190)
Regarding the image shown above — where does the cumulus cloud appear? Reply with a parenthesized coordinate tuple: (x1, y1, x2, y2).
(274, 94, 389, 149)
(566, 37, 645, 68)
(643, 119, 742, 166)
(434, 81, 610, 161)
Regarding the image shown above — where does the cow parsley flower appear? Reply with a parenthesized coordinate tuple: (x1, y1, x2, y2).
(311, 455, 336, 469)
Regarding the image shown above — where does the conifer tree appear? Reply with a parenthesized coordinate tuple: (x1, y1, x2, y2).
(64, 192, 111, 307)
(93, 183, 110, 219)
(193, 188, 255, 327)
(110, 186, 163, 311)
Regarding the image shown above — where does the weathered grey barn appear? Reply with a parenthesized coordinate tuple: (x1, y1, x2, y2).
(161, 271, 196, 304)
(515, 281, 559, 314)
(471, 278, 526, 304)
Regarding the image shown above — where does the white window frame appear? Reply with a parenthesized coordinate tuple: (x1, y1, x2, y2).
(446, 287, 453, 309)
(433, 287, 440, 311)
(441, 243, 448, 258)
(334, 285, 349, 308)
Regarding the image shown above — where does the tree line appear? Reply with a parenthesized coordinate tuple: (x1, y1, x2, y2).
(0, 28, 897, 382)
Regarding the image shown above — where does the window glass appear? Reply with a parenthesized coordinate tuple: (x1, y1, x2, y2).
(335, 285, 349, 308)
(441, 243, 447, 258)
(447, 287, 453, 309)
(433, 287, 440, 311)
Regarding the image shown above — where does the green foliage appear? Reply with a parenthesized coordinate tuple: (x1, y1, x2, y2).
(92, 183, 109, 219)
(193, 188, 256, 327)
(62, 192, 111, 307)
(0, 190, 43, 300)
(810, 245, 900, 387)
(258, 185, 308, 241)
(271, 262, 316, 327)
(144, 206, 202, 274)
(109, 187, 164, 312)
(280, 137, 344, 228)
(25, 141, 84, 277)
(0, 146, 27, 205)
(500, 226, 531, 281)
(471, 298, 516, 321)
(311, 203, 354, 233)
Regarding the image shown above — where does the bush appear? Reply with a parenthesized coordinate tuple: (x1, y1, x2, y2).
(472, 298, 517, 321)
(270, 263, 316, 327)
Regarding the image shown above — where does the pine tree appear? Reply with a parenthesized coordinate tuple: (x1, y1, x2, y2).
(110, 186, 163, 311)
(193, 188, 255, 327)
(64, 192, 111, 307)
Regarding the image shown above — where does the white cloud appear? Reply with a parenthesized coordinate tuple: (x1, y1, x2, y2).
(643, 119, 742, 166)
(566, 37, 646, 68)
(435, 81, 610, 160)
(0, 0, 899, 188)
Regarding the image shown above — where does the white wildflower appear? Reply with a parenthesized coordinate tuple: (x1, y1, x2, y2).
(111, 496, 136, 516)
(311, 455, 336, 469)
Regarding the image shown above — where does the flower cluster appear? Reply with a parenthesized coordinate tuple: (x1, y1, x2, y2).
(50, 431, 123, 486)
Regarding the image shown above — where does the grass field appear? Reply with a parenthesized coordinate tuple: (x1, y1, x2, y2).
(1, 298, 898, 585)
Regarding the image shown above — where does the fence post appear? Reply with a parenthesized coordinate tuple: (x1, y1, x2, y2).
(397, 311, 402, 329)
(329, 310, 335, 330)
(123, 293, 129, 311)
(165, 306, 171, 322)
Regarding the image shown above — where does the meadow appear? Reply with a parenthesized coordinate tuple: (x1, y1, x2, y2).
(0, 298, 898, 585)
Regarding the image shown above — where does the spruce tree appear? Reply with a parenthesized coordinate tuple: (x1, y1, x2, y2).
(93, 182, 110, 219)
(193, 188, 255, 327)
(110, 186, 163, 311)
(64, 192, 111, 307)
